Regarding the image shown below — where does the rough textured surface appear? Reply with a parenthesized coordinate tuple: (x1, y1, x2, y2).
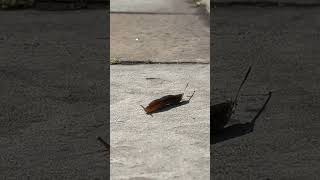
(200, 0, 210, 13)
(111, 1, 210, 179)
(111, 0, 202, 14)
(211, 7, 320, 179)
(214, 0, 320, 4)
(111, 14, 209, 63)
(0, 10, 109, 179)
(110, 1, 210, 179)
(110, 0, 209, 64)
(111, 65, 210, 180)
(1, 0, 34, 9)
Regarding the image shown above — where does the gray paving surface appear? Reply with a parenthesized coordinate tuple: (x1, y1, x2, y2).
(0, 10, 109, 179)
(110, 0, 209, 64)
(111, 14, 209, 64)
(211, 6, 320, 179)
(214, 0, 320, 4)
(110, 1, 210, 179)
(111, 65, 210, 180)
(111, 0, 202, 13)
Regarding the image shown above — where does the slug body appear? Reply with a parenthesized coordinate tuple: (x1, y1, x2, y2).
(141, 94, 183, 114)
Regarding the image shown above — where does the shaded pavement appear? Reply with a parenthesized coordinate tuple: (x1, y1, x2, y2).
(211, 6, 320, 179)
(0, 10, 109, 179)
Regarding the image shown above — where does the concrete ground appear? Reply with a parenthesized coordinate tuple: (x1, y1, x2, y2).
(111, 65, 209, 179)
(111, 0, 202, 14)
(0, 10, 109, 179)
(211, 6, 320, 179)
(110, 0, 209, 64)
(111, 0, 210, 179)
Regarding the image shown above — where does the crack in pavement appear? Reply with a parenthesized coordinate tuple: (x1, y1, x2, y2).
(110, 11, 207, 15)
(110, 61, 209, 65)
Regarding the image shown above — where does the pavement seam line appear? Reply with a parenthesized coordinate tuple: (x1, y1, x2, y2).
(110, 11, 207, 15)
(110, 61, 209, 65)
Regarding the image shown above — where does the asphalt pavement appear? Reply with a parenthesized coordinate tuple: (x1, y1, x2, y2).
(0, 10, 109, 179)
(211, 6, 320, 179)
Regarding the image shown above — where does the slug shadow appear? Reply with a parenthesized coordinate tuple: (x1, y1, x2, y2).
(211, 119, 255, 144)
(211, 92, 272, 144)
